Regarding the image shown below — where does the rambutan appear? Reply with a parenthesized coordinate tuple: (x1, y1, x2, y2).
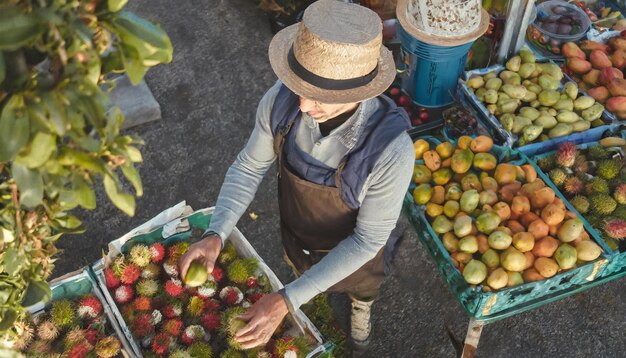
(141, 263, 161, 279)
(120, 263, 141, 285)
(150, 309, 163, 325)
(220, 307, 247, 349)
(152, 332, 171, 355)
(12, 321, 34, 350)
(51, 299, 75, 328)
(614, 183, 626, 205)
(165, 278, 184, 298)
(220, 286, 243, 306)
(203, 298, 221, 312)
(246, 276, 259, 289)
(555, 142, 577, 168)
(130, 244, 152, 268)
(188, 341, 213, 358)
(181, 325, 206, 345)
(150, 243, 166, 263)
(111, 256, 127, 277)
(136, 279, 159, 297)
(64, 326, 86, 350)
(247, 291, 265, 304)
(573, 155, 589, 173)
(187, 296, 205, 317)
(564, 176, 584, 195)
(218, 241, 238, 265)
(68, 341, 92, 358)
(201, 311, 221, 332)
(196, 280, 217, 299)
(163, 258, 180, 278)
(211, 266, 224, 283)
(28, 340, 52, 355)
(114, 285, 134, 305)
(84, 329, 99, 346)
(95, 336, 121, 358)
(220, 347, 245, 358)
(170, 350, 192, 358)
(163, 303, 183, 318)
(162, 318, 184, 336)
(273, 336, 310, 358)
(77, 295, 103, 320)
(132, 314, 155, 338)
(104, 267, 121, 289)
(168, 242, 190, 260)
(134, 296, 152, 311)
(37, 320, 59, 341)
(257, 274, 272, 293)
(227, 258, 258, 285)
(604, 219, 626, 240)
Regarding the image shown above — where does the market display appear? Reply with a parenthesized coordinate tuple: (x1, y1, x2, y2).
(103, 240, 313, 357)
(561, 33, 626, 120)
(571, 0, 626, 30)
(536, 139, 626, 249)
(465, 48, 607, 146)
(16, 295, 124, 357)
(411, 136, 605, 289)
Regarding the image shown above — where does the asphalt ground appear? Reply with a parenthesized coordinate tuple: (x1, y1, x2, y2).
(55, 0, 626, 356)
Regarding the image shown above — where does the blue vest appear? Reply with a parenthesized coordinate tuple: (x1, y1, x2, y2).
(270, 85, 410, 209)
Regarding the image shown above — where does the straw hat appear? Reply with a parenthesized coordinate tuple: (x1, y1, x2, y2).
(268, 0, 396, 104)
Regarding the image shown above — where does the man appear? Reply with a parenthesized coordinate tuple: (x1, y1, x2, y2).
(180, 0, 414, 352)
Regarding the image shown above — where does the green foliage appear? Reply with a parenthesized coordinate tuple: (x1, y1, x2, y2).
(300, 294, 348, 357)
(0, 0, 172, 346)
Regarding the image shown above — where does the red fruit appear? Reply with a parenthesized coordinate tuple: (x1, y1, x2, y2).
(562, 42, 586, 60)
(165, 279, 184, 298)
(389, 87, 401, 97)
(600, 67, 624, 85)
(419, 112, 429, 120)
(133, 297, 152, 311)
(588, 86, 611, 103)
(68, 342, 91, 358)
(606, 96, 626, 112)
(114, 285, 134, 304)
(611, 50, 626, 69)
(411, 118, 422, 126)
(246, 276, 258, 288)
(203, 298, 221, 312)
(567, 58, 593, 74)
(163, 303, 182, 318)
(132, 314, 155, 338)
(398, 95, 411, 106)
(152, 332, 171, 355)
(84, 329, 99, 345)
(78, 295, 103, 320)
(211, 266, 224, 282)
(580, 40, 610, 53)
(163, 318, 184, 336)
(120, 263, 141, 285)
(607, 78, 626, 96)
(201, 311, 221, 332)
(104, 268, 121, 289)
(219, 286, 243, 306)
(590, 50, 613, 69)
(150, 243, 166, 263)
(604, 219, 626, 239)
(248, 292, 265, 304)
(621, 29, 626, 37)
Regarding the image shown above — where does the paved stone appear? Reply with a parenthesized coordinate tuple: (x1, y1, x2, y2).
(107, 75, 162, 129)
(54, 0, 626, 356)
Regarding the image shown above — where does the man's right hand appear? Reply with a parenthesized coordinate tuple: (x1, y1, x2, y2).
(179, 234, 222, 279)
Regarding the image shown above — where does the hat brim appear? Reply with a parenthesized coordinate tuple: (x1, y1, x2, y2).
(268, 24, 397, 104)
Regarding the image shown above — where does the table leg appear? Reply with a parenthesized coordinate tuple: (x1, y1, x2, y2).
(461, 318, 484, 358)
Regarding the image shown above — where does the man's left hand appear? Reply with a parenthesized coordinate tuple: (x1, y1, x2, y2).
(234, 292, 289, 349)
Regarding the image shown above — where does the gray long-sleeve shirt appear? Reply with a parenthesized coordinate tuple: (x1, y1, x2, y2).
(208, 80, 415, 309)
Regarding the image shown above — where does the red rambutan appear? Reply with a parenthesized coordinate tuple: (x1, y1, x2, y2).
(162, 303, 183, 318)
(165, 279, 184, 298)
(180, 325, 205, 345)
(77, 295, 103, 320)
(68, 341, 92, 358)
(151, 332, 171, 355)
(211, 266, 224, 282)
(84, 329, 99, 346)
(113, 285, 134, 305)
(247, 292, 265, 304)
(201, 311, 221, 332)
(131, 314, 155, 338)
(104, 268, 121, 289)
(246, 276, 259, 289)
(162, 318, 184, 337)
(120, 263, 141, 285)
(133, 296, 152, 311)
(163, 258, 179, 278)
(219, 286, 243, 306)
(150, 243, 166, 263)
(203, 298, 221, 312)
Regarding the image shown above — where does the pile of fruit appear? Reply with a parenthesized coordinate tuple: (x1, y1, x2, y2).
(466, 48, 606, 146)
(562, 34, 626, 120)
(571, 1, 626, 30)
(442, 105, 484, 138)
(411, 136, 603, 289)
(537, 138, 626, 250)
(103, 240, 313, 357)
(15, 294, 124, 357)
(384, 83, 432, 127)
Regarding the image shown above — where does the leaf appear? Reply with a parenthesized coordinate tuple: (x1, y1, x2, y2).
(21, 279, 51, 307)
(105, 107, 124, 145)
(103, 174, 135, 216)
(0, 52, 5, 85)
(41, 92, 67, 135)
(57, 148, 105, 173)
(11, 162, 43, 208)
(54, 213, 82, 229)
(0, 308, 18, 331)
(111, 11, 173, 63)
(0, 227, 14, 243)
(120, 163, 143, 197)
(124, 55, 148, 85)
(108, 0, 129, 12)
(125, 145, 143, 163)
(0, 7, 43, 51)
(4, 248, 23, 276)
(15, 132, 56, 168)
(72, 175, 96, 210)
(0, 95, 30, 161)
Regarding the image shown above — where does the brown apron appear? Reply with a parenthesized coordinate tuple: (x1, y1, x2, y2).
(273, 118, 386, 299)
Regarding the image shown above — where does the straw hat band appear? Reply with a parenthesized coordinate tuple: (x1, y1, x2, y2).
(292, 22, 382, 80)
(287, 47, 379, 91)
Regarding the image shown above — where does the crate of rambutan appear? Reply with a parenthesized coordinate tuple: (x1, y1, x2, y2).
(91, 203, 330, 358)
(11, 268, 133, 357)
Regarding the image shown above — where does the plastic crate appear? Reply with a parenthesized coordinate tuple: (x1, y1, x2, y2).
(460, 64, 617, 156)
(403, 137, 623, 322)
(91, 202, 332, 358)
(26, 269, 134, 356)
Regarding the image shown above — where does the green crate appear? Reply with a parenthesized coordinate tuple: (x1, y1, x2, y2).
(403, 137, 624, 322)
(91, 204, 333, 358)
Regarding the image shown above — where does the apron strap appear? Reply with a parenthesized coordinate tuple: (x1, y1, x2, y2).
(273, 116, 298, 170)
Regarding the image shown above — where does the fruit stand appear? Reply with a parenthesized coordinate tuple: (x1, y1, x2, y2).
(389, 0, 626, 356)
